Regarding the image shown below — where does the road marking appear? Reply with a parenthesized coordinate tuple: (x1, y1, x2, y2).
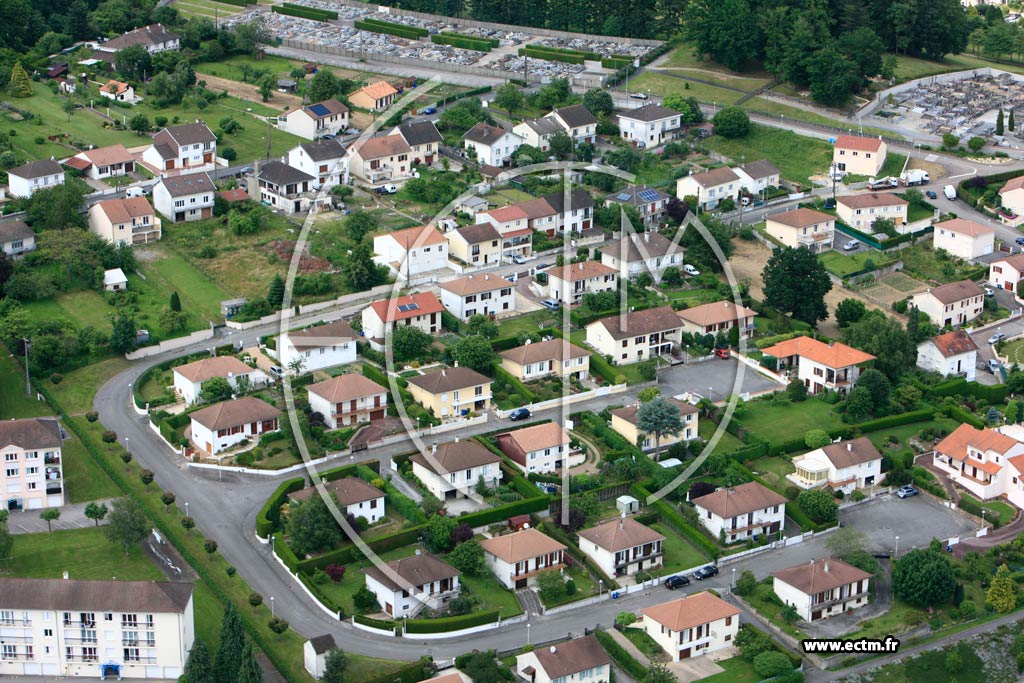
(925, 154, 938, 162)
(948, 167, 978, 180)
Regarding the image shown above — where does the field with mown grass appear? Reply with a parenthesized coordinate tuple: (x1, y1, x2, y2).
(704, 125, 833, 187)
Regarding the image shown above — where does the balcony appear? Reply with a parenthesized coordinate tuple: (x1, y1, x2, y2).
(0, 653, 36, 661)
(614, 548, 663, 570)
(46, 484, 63, 496)
(678, 633, 715, 650)
(0, 617, 31, 626)
(509, 562, 566, 583)
(812, 589, 869, 611)
(44, 455, 60, 465)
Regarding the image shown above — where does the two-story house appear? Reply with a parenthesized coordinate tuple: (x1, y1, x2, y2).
(911, 280, 985, 327)
(618, 104, 681, 147)
(0, 577, 194, 679)
(676, 167, 740, 212)
(0, 220, 35, 257)
(641, 592, 741, 661)
(478, 205, 532, 261)
(411, 439, 502, 500)
(917, 329, 979, 381)
(1000, 176, 1024, 217)
(363, 552, 461, 618)
(8, 159, 64, 198)
(932, 423, 1024, 509)
(764, 208, 835, 252)
(549, 104, 597, 145)
(349, 81, 398, 111)
(578, 516, 665, 577)
(277, 98, 350, 140)
(171, 355, 267, 406)
(496, 422, 581, 474)
(545, 261, 618, 306)
(933, 218, 995, 261)
(773, 558, 872, 622)
(393, 119, 443, 166)
(762, 336, 876, 396)
(406, 367, 492, 421)
(0, 418, 65, 511)
(586, 306, 683, 364)
(734, 159, 781, 194)
(68, 144, 136, 181)
(372, 224, 449, 282)
(832, 135, 886, 177)
(306, 374, 388, 429)
(463, 123, 524, 167)
(152, 172, 215, 223)
(788, 437, 882, 495)
(601, 231, 683, 281)
(603, 186, 672, 228)
(611, 397, 698, 452)
(836, 193, 908, 232)
(691, 481, 787, 543)
(499, 339, 590, 382)
(515, 635, 611, 683)
(480, 528, 566, 590)
(518, 196, 560, 236)
(348, 134, 411, 184)
(287, 138, 347, 187)
(447, 222, 502, 269)
(253, 161, 319, 215)
(142, 122, 217, 176)
(189, 396, 280, 455)
(676, 300, 758, 340)
(512, 117, 564, 151)
(439, 273, 516, 320)
(989, 252, 1024, 293)
(543, 189, 594, 234)
(361, 292, 444, 351)
(278, 320, 358, 374)
(88, 197, 161, 246)
(290, 476, 386, 524)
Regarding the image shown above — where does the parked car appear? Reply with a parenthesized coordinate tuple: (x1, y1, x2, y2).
(693, 565, 719, 580)
(843, 239, 860, 251)
(541, 299, 560, 312)
(422, 106, 437, 114)
(125, 186, 146, 198)
(269, 365, 284, 378)
(511, 254, 527, 265)
(630, 93, 649, 100)
(508, 407, 531, 421)
(239, 166, 253, 175)
(896, 485, 918, 499)
(943, 185, 957, 200)
(988, 332, 1006, 344)
(1017, 237, 1024, 246)
(664, 575, 690, 589)
(714, 347, 731, 360)
(984, 286, 995, 297)
(989, 359, 1001, 374)
(925, 190, 938, 200)
(683, 264, 700, 276)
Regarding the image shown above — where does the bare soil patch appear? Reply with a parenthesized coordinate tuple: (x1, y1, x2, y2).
(197, 72, 302, 111)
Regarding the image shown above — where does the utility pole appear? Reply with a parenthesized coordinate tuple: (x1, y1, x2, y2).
(265, 116, 271, 160)
(23, 338, 30, 398)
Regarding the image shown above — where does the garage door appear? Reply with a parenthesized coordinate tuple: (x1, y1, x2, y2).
(27, 499, 42, 510)
(23, 663, 38, 675)
(42, 663, 58, 676)
(679, 648, 691, 659)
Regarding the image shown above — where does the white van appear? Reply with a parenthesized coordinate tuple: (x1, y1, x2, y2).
(943, 185, 956, 200)
(125, 186, 147, 198)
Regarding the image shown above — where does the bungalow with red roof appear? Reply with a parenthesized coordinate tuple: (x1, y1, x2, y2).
(361, 292, 445, 351)
(762, 336, 876, 395)
(372, 225, 449, 282)
(189, 396, 280, 455)
(349, 81, 398, 111)
(67, 144, 135, 180)
(98, 79, 136, 103)
(641, 592, 741, 660)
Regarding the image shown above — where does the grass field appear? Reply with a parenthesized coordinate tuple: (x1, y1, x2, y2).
(140, 249, 231, 322)
(747, 456, 795, 495)
(650, 521, 709, 573)
(705, 124, 833, 187)
(701, 656, 761, 683)
(496, 310, 560, 338)
(960, 492, 1016, 527)
(698, 418, 745, 455)
(0, 350, 52, 419)
(820, 250, 898, 277)
(5, 526, 161, 580)
(627, 72, 743, 107)
(47, 357, 132, 416)
(734, 397, 845, 445)
(61, 431, 122, 502)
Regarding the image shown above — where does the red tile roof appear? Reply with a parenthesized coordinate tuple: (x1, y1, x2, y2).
(835, 135, 883, 152)
(368, 292, 444, 324)
(762, 336, 875, 369)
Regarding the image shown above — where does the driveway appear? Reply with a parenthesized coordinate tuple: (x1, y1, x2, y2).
(838, 494, 979, 555)
(658, 357, 782, 403)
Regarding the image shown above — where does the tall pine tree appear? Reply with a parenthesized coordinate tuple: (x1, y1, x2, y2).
(184, 641, 214, 683)
(170, 291, 181, 312)
(997, 108, 1005, 136)
(236, 642, 263, 683)
(9, 62, 32, 98)
(266, 274, 285, 309)
(213, 605, 245, 683)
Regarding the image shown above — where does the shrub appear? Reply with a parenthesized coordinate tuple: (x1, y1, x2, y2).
(753, 651, 793, 678)
(850, 490, 865, 502)
(50, 372, 63, 384)
(102, 430, 117, 443)
(85, 411, 99, 422)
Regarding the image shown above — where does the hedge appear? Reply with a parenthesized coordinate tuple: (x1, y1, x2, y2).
(273, 531, 301, 571)
(632, 483, 717, 559)
(355, 18, 427, 40)
(912, 469, 948, 499)
(431, 33, 494, 52)
(601, 56, 633, 69)
(490, 335, 526, 352)
(211, 0, 247, 5)
(256, 477, 304, 537)
(354, 614, 396, 631)
(433, 85, 492, 108)
(518, 46, 585, 65)
(359, 17, 429, 36)
(856, 409, 939, 433)
(588, 352, 621, 385)
(364, 661, 432, 683)
(493, 364, 536, 404)
(930, 378, 1008, 404)
(441, 309, 461, 333)
(273, 4, 337, 20)
(595, 629, 646, 679)
(957, 496, 1000, 527)
(405, 609, 499, 633)
(941, 404, 985, 429)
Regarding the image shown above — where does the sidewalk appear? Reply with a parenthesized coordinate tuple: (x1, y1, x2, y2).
(7, 498, 115, 534)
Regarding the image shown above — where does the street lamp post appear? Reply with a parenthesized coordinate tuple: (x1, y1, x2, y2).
(185, 501, 189, 518)
(598, 579, 603, 596)
(894, 535, 899, 558)
(270, 596, 275, 617)
(526, 622, 531, 646)
(982, 509, 988, 529)
(731, 567, 736, 588)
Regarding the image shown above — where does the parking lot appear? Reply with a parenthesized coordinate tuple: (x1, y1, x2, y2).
(658, 357, 782, 403)
(838, 493, 980, 554)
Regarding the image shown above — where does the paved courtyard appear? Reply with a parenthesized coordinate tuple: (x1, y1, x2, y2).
(838, 494, 979, 555)
(659, 357, 782, 403)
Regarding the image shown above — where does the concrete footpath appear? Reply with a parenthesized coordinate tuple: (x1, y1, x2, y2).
(7, 499, 114, 534)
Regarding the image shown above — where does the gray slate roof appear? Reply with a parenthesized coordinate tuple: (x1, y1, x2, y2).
(0, 418, 61, 449)
(159, 172, 214, 198)
(299, 138, 346, 162)
(0, 578, 193, 613)
(258, 160, 315, 186)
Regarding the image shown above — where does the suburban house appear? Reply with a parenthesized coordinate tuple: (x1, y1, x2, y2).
(88, 197, 161, 246)
(304, 635, 336, 679)
(0, 220, 35, 257)
(618, 103, 681, 147)
(676, 300, 758, 340)
(578, 517, 665, 577)
(933, 423, 1024, 510)
(306, 374, 388, 429)
(691, 481, 787, 543)
(393, 119, 443, 166)
(545, 261, 618, 306)
(142, 122, 217, 176)
(171, 355, 266, 406)
(610, 397, 698, 452)
(253, 161, 322, 215)
(406, 367, 493, 420)
(549, 104, 598, 145)
(189, 396, 281, 455)
(512, 117, 564, 151)
(675, 166, 740, 211)
(68, 144, 136, 180)
(7, 159, 64, 198)
(278, 320, 358, 374)
(348, 134, 411, 184)
(480, 528, 566, 590)
(835, 193, 908, 232)
(277, 98, 350, 140)
(787, 437, 883, 495)
(585, 306, 683, 364)
(499, 338, 590, 382)
(410, 440, 503, 500)
(640, 592, 741, 661)
(447, 222, 502, 268)
(734, 159, 781, 194)
(97, 23, 181, 55)
(439, 273, 516, 320)
(290, 476, 386, 524)
(0, 417, 65, 511)
(422, 672, 471, 683)
(917, 329, 979, 381)
(152, 172, 215, 223)
(287, 138, 348, 187)
(519, 196, 560, 236)
(832, 135, 887, 176)
(603, 186, 672, 228)
(764, 208, 835, 252)
(543, 188, 594, 234)
(218, 188, 249, 204)
(515, 635, 611, 683)
(989, 252, 1024, 292)
(349, 81, 398, 111)
(103, 268, 127, 292)
(463, 123, 524, 167)
(372, 224, 449, 282)
(363, 552, 461, 618)
(454, 195, 489, 220)
(762, 336, 876, 395)
(478, 205, 532, 261)
(932, 218, 995, 260)
(0, 577, 194, 679)
(911, 280, 985, 327)
(496, 422, 581, 474)
(98, 79, 135, 102)
(999, 176, 1024, 216)
(601, 231, 684, 282)
(773, 558, 872, 622)
(361, 292, 444, 351)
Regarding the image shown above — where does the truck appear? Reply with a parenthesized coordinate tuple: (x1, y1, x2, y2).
(900, 169, 930, 186)
(943, 185, 957, 200)
(867, 176, 900, 190)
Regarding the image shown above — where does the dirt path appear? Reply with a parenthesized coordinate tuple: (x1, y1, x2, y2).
(197, 72, 302, 111)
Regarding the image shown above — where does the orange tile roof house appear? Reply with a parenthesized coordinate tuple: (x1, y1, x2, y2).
(349, 81, 398, 110)
(773, 557, 872, 621)
(515, 635, 611, 683)
(641, 592, 741, 661)
(932, 423, 1024, 509)
(361, 292, 444, 351)
(578, 517, 665, 577)
(480, 528, 567, 589)
(438, 272, 516, 321)
(87, 196, 161, 246)
(372, 225, 449, 282)
(691, 481, 787, 543)
(836, 193, 908, 231)
(676, 300, 758, 339)
(69, 144, 136, 180)
(171, 355, 267, 405)
(833, 135, 887, 176)
(349, 133, 412, 183)
(544, 260, 618, 306)
(762, 336, 876, 395)
(189, 396, 280, 455)
(478, 204, 532, 260)
(910, 280, 985, 328)
(917, 329, 979, 381)
(496, 422, 580, 474)
(98, 79, 135, 102)
(932, 218, 995, 260)
(499, 338, 590, 382)
(306, 373, 387, 429)
(989, 252, 1024, 293)
(765, 208, 836, 252)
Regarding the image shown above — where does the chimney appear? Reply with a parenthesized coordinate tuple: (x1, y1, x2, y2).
(454, 361, 459, 368)
(847, 443, 852, 451)
(645, 231, 649, 243)
(455, 435, 460, 443)
(441, 369, 446, 377)
(415, 548, 421, 556)
(550, 646, 557, 654)
(432, 443, 437, 454)
(824, 560, 830, 573)
(619, 511, 625, 529)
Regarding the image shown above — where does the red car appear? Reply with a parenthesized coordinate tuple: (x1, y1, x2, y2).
(714, 348, 731, 360)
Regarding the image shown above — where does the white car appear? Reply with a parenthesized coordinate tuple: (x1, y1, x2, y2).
(683, 264, 700, 276)
(629, 93, 649, 100)
(843, 240, 860, 251)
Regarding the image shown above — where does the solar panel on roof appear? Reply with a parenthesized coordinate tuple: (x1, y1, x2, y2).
(396, 303, 420, 313)
(308, 103, 331, 117)
(638, 189, 661, 202)
(615, 192, 632, 201)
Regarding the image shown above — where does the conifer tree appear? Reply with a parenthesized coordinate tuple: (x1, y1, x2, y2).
(236, 642, 263, 683)
(9, 63, 32, 98)
(266, 274, 285, 309)
(213, 605, 245, 683)
(184, 641, 214, 683)
(997, 108, 1005, 136)
(170, 291, 181, 312)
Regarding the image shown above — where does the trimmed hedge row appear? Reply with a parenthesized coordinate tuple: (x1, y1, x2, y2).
(354, 613, 396, 630)
(273, 4, 338, 21)
(212, 0, 248, 6)
(431, 33, 494, 52)
(595, 629, 646, 679)
(941, 404, 984, 429)
(930, 378, 1008, 404)
(957, 496, 1000, 527)
(273, 531, 302, 571)
(360, 17, 429, 35)
(441, 309, 461, 333)
(490, 335, 526, 352)
(601, 56, 633, 69)
(493, 364, 536, 404)
(632, 483, 717, 559)
(256, 477, 304, 537)
(355, 18, 427, 40)
(405, 609, 499, 633)
(433, 84, 492, 108)
(518, 46, 585, 64)
(857, 408, 939, 433)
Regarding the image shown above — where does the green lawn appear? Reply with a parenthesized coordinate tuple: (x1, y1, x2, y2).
(662, 287, 721, 306)
(879, 152, 908, 179)
(0, 350, 52, 419)
(5, 526, 162, 580)
(819, 250, 898, 278)
(893, 51, 1024, 83)
(626, 72, 743, 107)
(734, 397, 844, 446)
(538, 563, 597, 608)
(746, 456, 795, 495)
(460, 573, 523, 617)
(698, 418, 745, 455)
(499, 311, 562, 340)
(700, 656, 761, 683)
(850, 598, 928, 640)
(704, 124, 833, 187)
(622, 627, 665, 660)
(1002, 337, 1024, 365)
(746, 97, 898, 139)
(742, 579, 807, 639)
(906, 202, 935, 223)
(650, 521, 709, 574)
(140, 249, 230, 322)
(899, 244, 984, 284)
(864, 417, 957, 451)
(61, 431, 121, 503)
(959, 493, 1016, 527)
(47, 357, 132, 416)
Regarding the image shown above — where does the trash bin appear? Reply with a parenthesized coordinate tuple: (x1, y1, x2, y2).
(611, 591, 620, 599)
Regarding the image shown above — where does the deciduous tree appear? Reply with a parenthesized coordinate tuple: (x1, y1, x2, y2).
(892, 548, 956, 607)
(103, 497, 149, 554)
(636, 397, 682, 459)
(762, 246, 832, 324)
